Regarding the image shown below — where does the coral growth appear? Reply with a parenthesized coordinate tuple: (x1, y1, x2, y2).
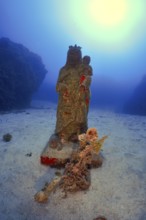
(60, 128, 107, 194)
(34, 177, 61, 203)
(78, 127, 107, 154)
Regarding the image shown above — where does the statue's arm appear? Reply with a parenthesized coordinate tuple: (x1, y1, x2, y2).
(80, 65, 93, 88)
(80, 76, 91, 89)
(89, 66, 93, 76)
(56, 68, 68, 93)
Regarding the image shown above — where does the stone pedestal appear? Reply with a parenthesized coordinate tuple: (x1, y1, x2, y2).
(40, 134, 104, 168)
(40, 135, 79, 167)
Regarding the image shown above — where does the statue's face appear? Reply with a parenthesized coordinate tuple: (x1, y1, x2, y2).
(67, 49, 81, 66)
(83, 56, 90, 65)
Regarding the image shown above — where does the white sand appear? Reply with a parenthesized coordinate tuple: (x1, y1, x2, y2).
(0, 100, 146, 220)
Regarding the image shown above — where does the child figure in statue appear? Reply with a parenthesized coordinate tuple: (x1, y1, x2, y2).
(82, 55, 92, 76)
(54, 45, 93, 144)
(79, 55, 93, 113)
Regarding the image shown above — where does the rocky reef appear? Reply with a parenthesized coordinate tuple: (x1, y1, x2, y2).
(0, 37, 47, 111)
(123, 75, 146, 116)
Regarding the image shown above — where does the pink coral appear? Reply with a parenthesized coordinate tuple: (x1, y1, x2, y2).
(86, 128, 98, 142)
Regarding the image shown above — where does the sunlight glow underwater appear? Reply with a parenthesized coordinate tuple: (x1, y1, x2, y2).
(66, 0, 145, 51)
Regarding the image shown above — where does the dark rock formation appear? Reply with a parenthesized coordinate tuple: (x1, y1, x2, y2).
(123, 75, 146, 115)
(0, 37, 47, 110)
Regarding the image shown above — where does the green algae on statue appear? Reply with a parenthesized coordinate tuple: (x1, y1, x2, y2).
(55, 45, 93, 143)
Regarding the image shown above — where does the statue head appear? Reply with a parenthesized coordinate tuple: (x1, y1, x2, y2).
(83, 56, 91, 65)
(66, 45, 82, 67)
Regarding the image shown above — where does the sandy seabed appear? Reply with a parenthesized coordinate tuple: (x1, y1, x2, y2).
(0, 100, 146, 220)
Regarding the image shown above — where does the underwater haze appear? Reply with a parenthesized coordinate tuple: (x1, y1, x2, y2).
(0, 0, 146, 113)
(0, 1, 146, 220)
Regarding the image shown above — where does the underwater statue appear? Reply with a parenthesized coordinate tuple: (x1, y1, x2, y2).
(36, 47, 108, 208)
(41, 45, 93, 166)
(55, 45, 93, 143)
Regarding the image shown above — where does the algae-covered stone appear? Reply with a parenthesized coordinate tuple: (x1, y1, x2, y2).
(3, 133, 12, 142)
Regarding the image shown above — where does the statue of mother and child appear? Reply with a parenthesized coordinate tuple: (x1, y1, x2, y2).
(38, 46, 106, 217)
(41, 45, 93, 165)
(55, 45, 92, 143)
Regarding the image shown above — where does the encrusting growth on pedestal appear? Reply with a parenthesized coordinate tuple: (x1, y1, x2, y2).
(34, 128, 108, 203)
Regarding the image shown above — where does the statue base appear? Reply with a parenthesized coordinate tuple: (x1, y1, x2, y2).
(40, 134, 104, 168)
(40, 134, 79, 167)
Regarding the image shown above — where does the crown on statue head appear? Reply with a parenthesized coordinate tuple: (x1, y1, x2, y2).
(69, 44, 82, 51)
